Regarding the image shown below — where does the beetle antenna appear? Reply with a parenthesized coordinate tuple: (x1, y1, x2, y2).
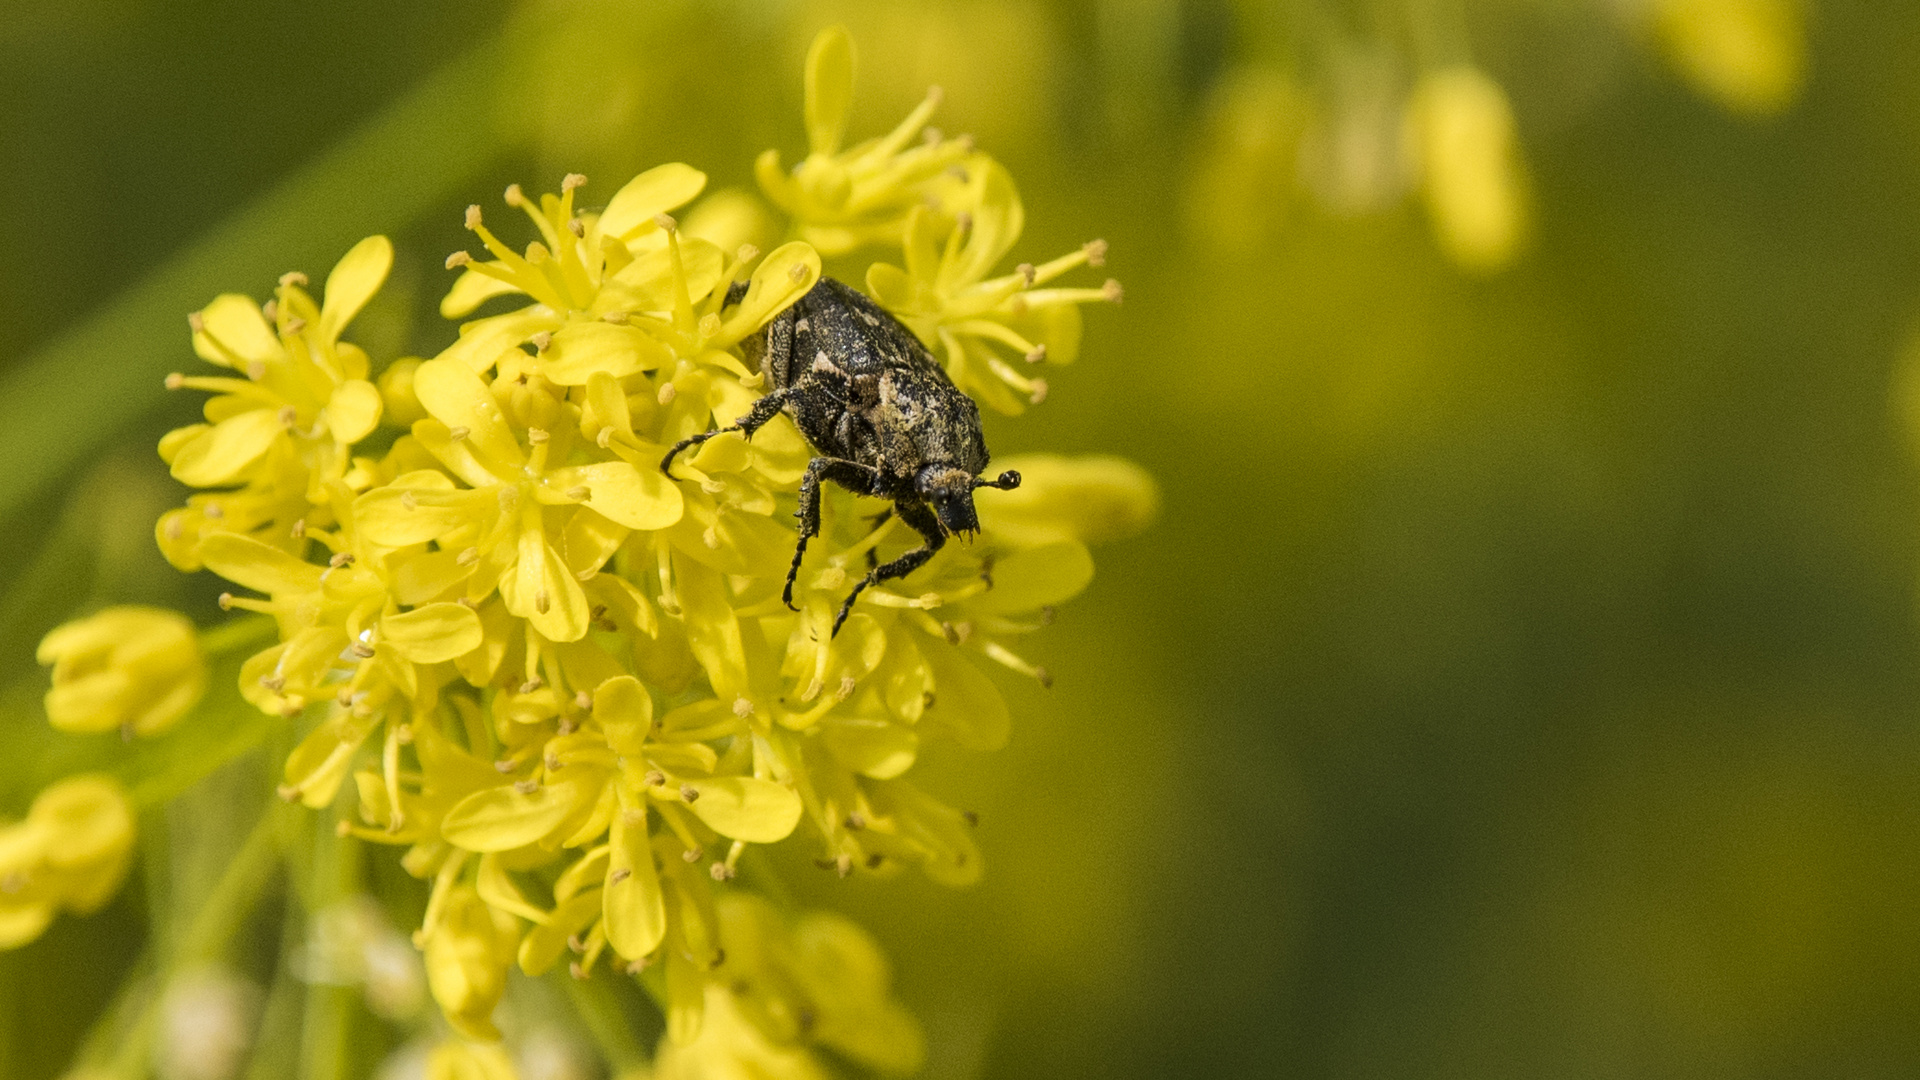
(974, 470, 1021, 491)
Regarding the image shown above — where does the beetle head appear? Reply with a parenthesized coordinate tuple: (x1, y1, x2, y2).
(917, 466, 1021, 536)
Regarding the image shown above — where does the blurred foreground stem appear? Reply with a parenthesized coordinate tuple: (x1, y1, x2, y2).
(74, 801, 285, 1077)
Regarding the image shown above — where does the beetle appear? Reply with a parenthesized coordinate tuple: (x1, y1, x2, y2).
(661, 277, 1020, 635)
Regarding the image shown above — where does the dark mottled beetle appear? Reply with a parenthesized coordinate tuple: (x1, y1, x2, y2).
(661, 277, 1020, 634)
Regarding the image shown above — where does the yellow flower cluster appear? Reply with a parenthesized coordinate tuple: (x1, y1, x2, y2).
(0, 775, 136, 948)
(23, 25, 1151, 1073)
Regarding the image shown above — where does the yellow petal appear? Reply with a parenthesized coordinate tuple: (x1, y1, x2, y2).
(711, 242, 821, 349)
(553, 845, 611, 903)
(424, 885, 513, 1041)
(867, 777, 983, 887)
(498, 526, 589, 643)
(673, 553, 747, 699)
(804, 26, 855, 156)
(604, 801, 666, 958)
(544, 461, 682, 531)
(821, 718, 919, 779)
(284, 710, 380, 809)
(967, 540, 1094, 616)
(665, 947, 706, 1045)
(599, 162, 709, 243)
(515, 889, 601, 976)
(945, 159, 1025, 288)
(0, 903, 55, 949)
(656, 699, 743, 742)
(168, 409, 284, 487)
(411, 358, 523, 467)
(441, 779, 585, 852)
(323, 379, 382, 444)
(30, 775, 134, 871)
(198, 532, 323, 597)
(381, 603, 483, 664)
(439, 267, 522, 319)
(606, 236, 726, 311)
(976, 453, 1160, 546)
(354, 486, 490, 548)
(194, 294, 281, 367)
(319, 235, 393, 343)
(919, 644, 1009, 752)
(865, 261, 915, 310)
(592, 676, 653, 754)
(440, 309, 555, 372)
(682, 777, 802, 843)
(476, 854, 549, 925)
(580, 371, 631, 442)
(538, 322, 671, 386)
(556, 506, 628, 580)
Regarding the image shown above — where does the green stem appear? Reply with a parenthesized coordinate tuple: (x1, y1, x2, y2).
(557, 969, 650, 1072)
(75, 802, 285, 1077)
(199, 615, 278, 657)
(299, 804, 362, 1080)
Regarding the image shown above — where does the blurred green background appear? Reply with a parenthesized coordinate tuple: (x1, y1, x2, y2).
(6, 0, 1920, 1077)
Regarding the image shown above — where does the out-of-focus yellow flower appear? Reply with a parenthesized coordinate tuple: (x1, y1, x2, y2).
(652, 985, 831, 1080)
(975, 454, 1161, 547)
(713, 894, 923, 1074)
(1184, 67, 1310, 255)
(1405, 66, 1529, 273)
(427, 1038, 519, 1080)
(421, 883, 520, 1041)
(756, 26, 975, 256)
(1651, 0, 1805, 115)
(38, 606, 207, 736)
(157, 236, 392, 570)
(0, 775, 136, 949)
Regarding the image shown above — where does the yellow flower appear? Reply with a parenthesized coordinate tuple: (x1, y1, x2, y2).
(712, 893, 923, 1074)
(38, 606, 207, 736)
(0, 775, 136, 949)
(1651, 0, 1805, 115)
(1404, 66, 1529, 273)
(652, 985, 831, 1080)
(864, 161, 1119, 414)
(439, 169, 819, 384)
(422, 883, 520, 1041)
(755, 26, 975, 256)
(157, 236, 392, 569)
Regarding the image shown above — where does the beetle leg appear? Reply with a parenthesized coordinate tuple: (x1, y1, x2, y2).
(833, 500, 944, 636)
(862, 507, 894, 571)
(787, 457, 881, 611)
(659, 387, 793, 477)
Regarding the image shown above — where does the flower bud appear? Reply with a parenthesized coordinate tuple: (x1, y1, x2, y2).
(1652, 0, 1804, 116)
(38, 606, 207, 736)
(1404, 66, 1528, 273)
(0, 774, 136, 949)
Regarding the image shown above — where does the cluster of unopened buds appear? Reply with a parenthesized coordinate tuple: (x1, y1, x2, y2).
(20, 26, 1153, 1077)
